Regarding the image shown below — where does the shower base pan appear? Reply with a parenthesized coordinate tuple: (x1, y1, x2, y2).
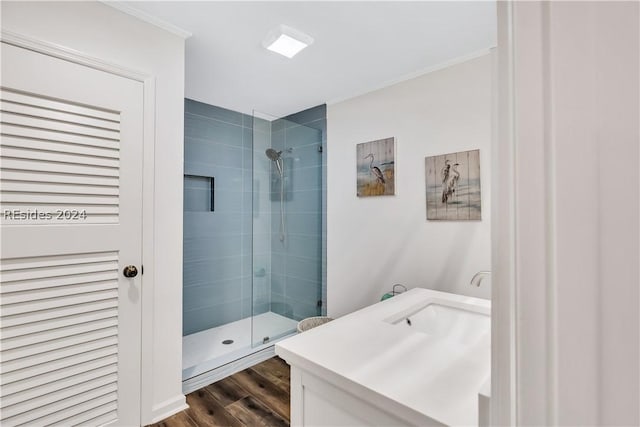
(182, 311, 298, 393)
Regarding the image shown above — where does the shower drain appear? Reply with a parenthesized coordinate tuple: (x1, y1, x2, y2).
(222, 339, 234, 345)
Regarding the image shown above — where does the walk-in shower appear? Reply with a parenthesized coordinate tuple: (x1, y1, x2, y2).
(182, 99, 326, 392)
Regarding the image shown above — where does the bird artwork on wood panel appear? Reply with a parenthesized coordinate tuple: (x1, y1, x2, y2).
(425, 149, 481, 220)
(356, 138, 395, 197)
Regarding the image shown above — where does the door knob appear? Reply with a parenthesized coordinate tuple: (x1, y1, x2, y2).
(123, 265, 138, 278)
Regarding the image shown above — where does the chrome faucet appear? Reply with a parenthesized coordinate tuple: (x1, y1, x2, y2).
(470, 271, 491, 287)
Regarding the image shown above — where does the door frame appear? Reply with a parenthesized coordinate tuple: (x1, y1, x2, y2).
(494, 1, 567, 425)
(493, 2, 517, 425)
(1, 29, 157, 426)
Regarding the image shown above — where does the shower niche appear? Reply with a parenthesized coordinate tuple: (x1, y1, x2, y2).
(182, 99, 326, 391)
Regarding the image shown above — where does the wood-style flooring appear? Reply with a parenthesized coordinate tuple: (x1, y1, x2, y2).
(148, 357, 290, 427)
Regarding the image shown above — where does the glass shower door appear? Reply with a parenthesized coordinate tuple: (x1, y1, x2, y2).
(251, 111, 324, 347)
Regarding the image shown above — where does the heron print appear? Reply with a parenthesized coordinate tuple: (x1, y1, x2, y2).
(425, 149, 481, 220)
(356, 137, 395, 197)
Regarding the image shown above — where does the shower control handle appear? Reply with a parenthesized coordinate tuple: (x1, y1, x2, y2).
(123, 265, 138, 278)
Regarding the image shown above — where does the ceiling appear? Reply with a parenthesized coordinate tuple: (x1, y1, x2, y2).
(122, 1, 497, 117)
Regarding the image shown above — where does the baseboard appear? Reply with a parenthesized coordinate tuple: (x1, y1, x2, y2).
(148, 394, 189, 425)
(182, 345, 276, 394)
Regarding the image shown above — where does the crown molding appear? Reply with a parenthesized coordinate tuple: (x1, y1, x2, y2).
(327, 47, 495, 106)
(101, 1, 192, 39)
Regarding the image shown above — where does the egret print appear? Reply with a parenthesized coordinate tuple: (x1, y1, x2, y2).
(356, 138, 395, 197)
(425, 149, 481, 220)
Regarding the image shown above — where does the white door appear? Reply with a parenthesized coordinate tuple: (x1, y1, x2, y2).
(0, 42, 143, 426)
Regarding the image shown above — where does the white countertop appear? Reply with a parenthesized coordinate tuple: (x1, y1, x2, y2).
(275, 288, 491, 426)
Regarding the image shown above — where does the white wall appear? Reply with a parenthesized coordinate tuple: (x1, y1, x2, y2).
(327, 53, 493, 318)
(496, 2, 639, 425)
(1, 2, 186, 424)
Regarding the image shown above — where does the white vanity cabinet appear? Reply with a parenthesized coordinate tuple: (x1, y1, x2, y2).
(276, 288, 491, 427)
(284, 362, 444, 426)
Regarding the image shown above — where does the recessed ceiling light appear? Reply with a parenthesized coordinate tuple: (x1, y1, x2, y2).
(263, 24, 314, 59)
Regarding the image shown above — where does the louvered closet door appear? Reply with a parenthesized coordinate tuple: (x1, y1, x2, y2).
(0, 43, 143, 426)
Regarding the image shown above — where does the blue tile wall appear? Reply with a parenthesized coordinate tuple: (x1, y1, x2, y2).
(270, 105, 327, 321)
(183, 99, 254, 336)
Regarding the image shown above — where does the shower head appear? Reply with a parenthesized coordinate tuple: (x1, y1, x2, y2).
(265, 148, 282, 161)
(266, 148, 284, 176)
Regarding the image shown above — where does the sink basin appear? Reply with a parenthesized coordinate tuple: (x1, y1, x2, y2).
(384, 298, 490, 345)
